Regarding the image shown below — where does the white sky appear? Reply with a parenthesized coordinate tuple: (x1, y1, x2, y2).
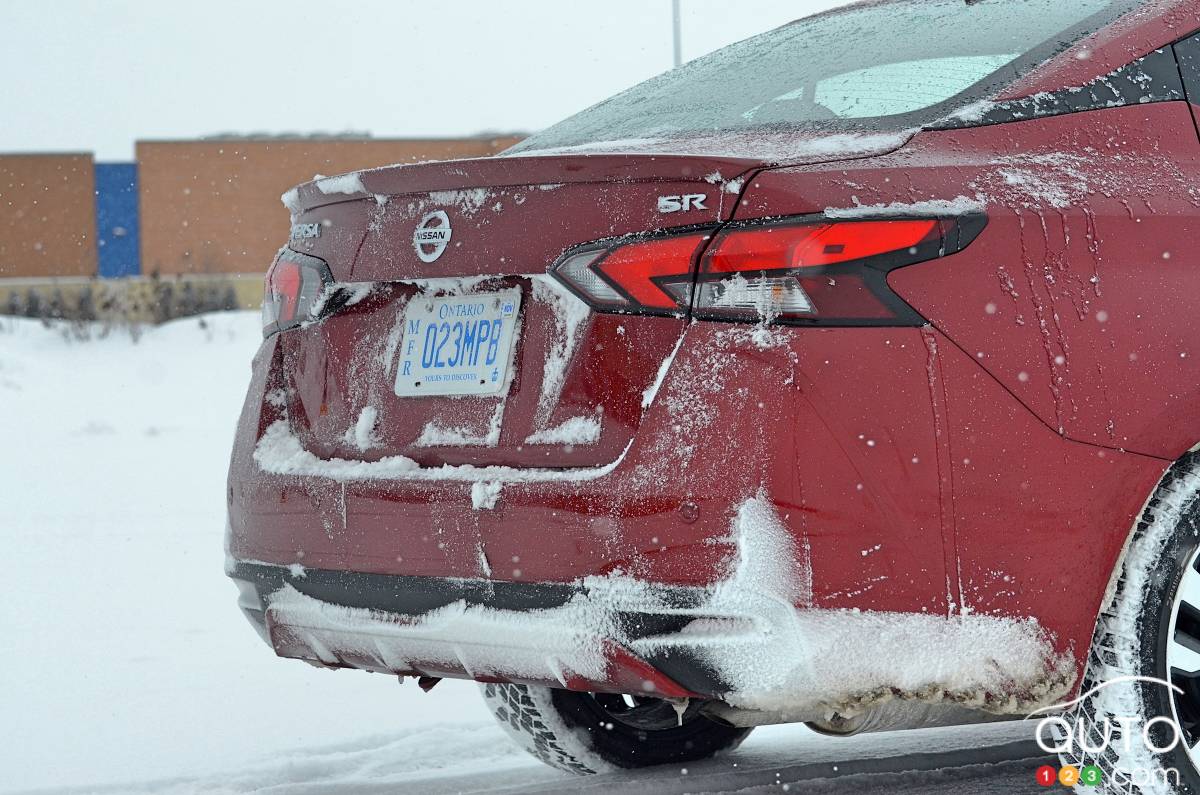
(2, 0, 850, 161)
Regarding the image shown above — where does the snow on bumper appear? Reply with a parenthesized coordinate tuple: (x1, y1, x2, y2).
(263, 579, 700, 699)
(242, 496, 1077, 720)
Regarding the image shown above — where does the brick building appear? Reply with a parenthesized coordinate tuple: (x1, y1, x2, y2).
(0, 135, 522, 280)
(0, 153, 97, 279)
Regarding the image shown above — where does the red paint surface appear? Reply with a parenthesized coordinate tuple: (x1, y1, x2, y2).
(229, 8, 1200, 700)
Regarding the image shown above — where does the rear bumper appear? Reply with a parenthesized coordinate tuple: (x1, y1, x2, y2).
(229, 558, 1082, 722)
(230, 561, 727, 700)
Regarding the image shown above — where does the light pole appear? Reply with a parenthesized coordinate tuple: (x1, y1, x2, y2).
(672, 0, 682, 67)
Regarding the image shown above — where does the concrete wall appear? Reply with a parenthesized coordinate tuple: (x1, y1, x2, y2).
(0, 154, 97, 278)
(137, 137, 522, 276)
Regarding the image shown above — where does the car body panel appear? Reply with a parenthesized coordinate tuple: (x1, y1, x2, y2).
(228, 0, 1200, 718)
(739, 102, 1200, 459)
(283, 156, 755, 470)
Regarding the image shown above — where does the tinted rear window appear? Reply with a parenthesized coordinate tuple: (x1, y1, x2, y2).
(511, 0, 1137, 153)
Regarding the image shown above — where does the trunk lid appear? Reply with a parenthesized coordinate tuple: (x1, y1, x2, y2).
(276, 140, 906, 470)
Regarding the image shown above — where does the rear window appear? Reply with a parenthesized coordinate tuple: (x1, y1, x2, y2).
(511, 0, 1137, 153)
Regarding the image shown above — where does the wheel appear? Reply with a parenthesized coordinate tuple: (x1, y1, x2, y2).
(1062, 455, 1200, 793)
(480, 682, 752, 774)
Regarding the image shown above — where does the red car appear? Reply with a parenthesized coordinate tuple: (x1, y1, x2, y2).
(228, 0, 1200, 788)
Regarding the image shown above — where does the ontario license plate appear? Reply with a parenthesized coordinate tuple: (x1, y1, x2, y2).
(394, 289, 522, 397)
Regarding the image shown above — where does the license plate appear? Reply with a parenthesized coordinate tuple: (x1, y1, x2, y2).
(394, 289, 522, 397)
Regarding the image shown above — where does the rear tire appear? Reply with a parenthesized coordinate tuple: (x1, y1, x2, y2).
(1062, 455, 1200, 793)
(481, 682, 752, 774)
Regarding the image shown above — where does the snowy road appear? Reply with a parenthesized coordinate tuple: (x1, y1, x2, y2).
(46, 721, 1054, 794)
(0, 313, 1051, 794)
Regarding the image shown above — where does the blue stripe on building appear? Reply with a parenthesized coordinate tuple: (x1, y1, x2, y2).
(94, 163, 140, 278)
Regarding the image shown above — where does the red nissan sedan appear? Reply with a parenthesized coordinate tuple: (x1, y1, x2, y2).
(227, 0, 1200, 789)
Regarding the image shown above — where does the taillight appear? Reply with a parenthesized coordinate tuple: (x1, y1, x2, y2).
(550, 229, 712, 316)
(550, 214, 985, 326)
(262, 249, 332, 338)
(695, 218, 947, 326)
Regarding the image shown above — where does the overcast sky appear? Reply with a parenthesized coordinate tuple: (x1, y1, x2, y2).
(2, 0, 850, 161)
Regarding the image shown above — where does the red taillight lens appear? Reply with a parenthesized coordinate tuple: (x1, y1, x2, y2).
(550, 214, 985, 325)
(550, 230, 711, 315)
(703, 220, 938, 273)
(262, 250, 332, 338)
(695, 216, 981, 326)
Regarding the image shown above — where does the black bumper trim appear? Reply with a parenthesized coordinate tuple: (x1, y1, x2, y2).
(229, 561, 729, 696)
(231, 561, 581, 616)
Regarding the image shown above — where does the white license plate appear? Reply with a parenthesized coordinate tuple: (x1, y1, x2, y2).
(394, 289, 522, 397)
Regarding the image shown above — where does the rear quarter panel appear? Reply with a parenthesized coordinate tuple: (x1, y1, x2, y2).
(739, 102, 1200, 459)
(737, 102, 1197, 677)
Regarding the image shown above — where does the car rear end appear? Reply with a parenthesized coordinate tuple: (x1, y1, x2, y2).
(226, 151, 780, 696)
(226, 0, 1179, 722)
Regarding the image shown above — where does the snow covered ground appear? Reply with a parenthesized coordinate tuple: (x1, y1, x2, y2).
(0, 313, 521, 793)
(0, 312, 1051, 793)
